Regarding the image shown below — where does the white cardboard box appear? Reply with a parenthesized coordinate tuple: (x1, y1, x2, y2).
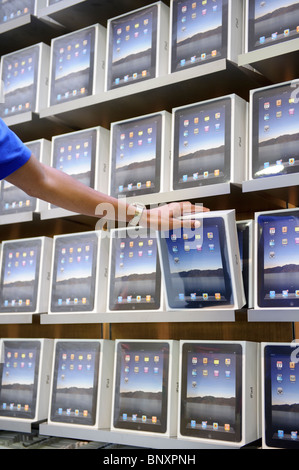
(178, 339, 259, 448)
(48, 338, 114, 429)
(0, 42, 50, 121)
(105, 1, 169, 91)
(108, 110, 171, 199)
(48, 230, 109, 315)
(111, 339, 179, 437)
(0, 338, 54, 426)
(0, 236, 53, 315)
(158, 209, 246, 314)
(254, 207, 299, 311)
(248, 79, 299, 182)
(169, 0, 244, 73)
(48, 23, 106, 107)
(170, 94, 248, 191)
(261, 341, 299, 449)
(244, 0, 299, 53)
(106, 226, 165, 314)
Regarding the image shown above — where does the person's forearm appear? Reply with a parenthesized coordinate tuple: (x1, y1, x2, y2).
(36, 163, 130, 220)
(6, 155, 135, 222)
(5, 154, 208, 229)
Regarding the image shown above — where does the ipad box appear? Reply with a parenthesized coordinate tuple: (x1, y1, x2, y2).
(48, 339, 114, 429)
(236, 219, 254, 309)
(108, 111, 171, 200)
(157, 209, 246, 314)
(48, 230, 109, 315)
(46, 125, 109, 214)
(169, 0, 244, 74)
(244, 0, 299, 53)
(0, 236, 53, 315)
(178, 340, 259, 448)
(248, 80, 299, 182)
(107, 226, 165, 314)
(0, 0, 44, 28)
(254, 208, 299, 311)
(0, 338, 54, 427)
(105, 1, 170, 91)
(111, 339, 179, 437)
(0, 42, 50, 122)
(261, 341, 299, 449)
(171, 94, 248, 192)
(0, 138, 51, 221)
(48, 23, 106, 107)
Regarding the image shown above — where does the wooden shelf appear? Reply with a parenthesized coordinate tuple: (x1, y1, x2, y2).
(39, 59, 269, 131)
(37, 0, 150, 31)
(40, 309, 236, 325)
(0, 14, 65, 56)
(39, 422, 244, 449)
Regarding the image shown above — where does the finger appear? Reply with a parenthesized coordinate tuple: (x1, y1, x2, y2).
(166, 201, 209, 217)
(166, 215, 201, 231)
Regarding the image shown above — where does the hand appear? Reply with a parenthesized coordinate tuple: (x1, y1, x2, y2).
(139, 201, 210, 231)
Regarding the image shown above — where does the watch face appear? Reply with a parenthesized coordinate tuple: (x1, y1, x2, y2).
(130, 204, 144, 224)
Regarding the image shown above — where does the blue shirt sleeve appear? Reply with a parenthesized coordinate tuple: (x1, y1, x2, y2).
(0, 118, 32, 180)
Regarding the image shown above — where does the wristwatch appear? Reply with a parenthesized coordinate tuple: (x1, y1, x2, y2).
(128, 202, 145, 226)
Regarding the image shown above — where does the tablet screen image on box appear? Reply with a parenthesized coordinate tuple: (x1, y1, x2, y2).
(0, 0, 35, 25)
(50, 128, 97, 209)
(49, 26, 95, 106)
(159, 217, 233, 309)
(172, 97, 231, 189)
(0, 340, 41, 419)
(251, 81, 299, 179)
(110, 113, 162, 198)
(106, 4, 158, 90)
(50, 232, 98, 313)
(50, 341, 100, 426)
(180, 342, 242, 442)
(256, 210, 299, 308)
(112, 341, 169, 433)
(170, 0, 228, 73)
(247, 0, 299, 52)
(264, 343, 299, 449)
(0, 45, 39, 118)
(0, 238, 42, 313)
(0, 140, 41, 215)
(108, 228, 161, 311)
